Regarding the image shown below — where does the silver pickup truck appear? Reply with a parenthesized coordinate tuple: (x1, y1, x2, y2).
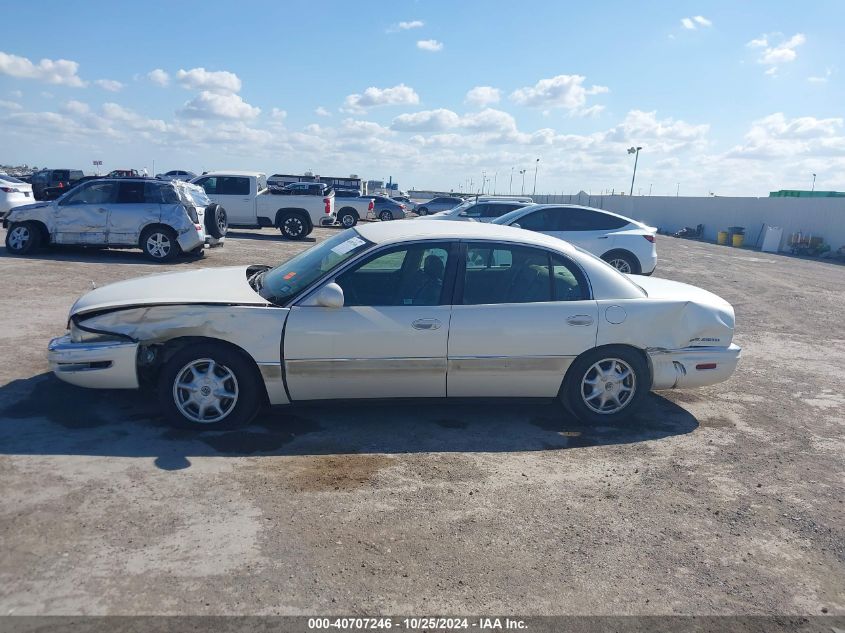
(192, 171, 335, 239)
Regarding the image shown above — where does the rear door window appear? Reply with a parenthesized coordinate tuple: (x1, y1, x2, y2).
(116, 181, 146, 204)
(217, 177, 250, 195)
(554, 208, 629, 231)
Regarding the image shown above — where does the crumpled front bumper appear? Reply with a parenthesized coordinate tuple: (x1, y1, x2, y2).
(648, 344, 741, 390)
(48, 335, 139, 389)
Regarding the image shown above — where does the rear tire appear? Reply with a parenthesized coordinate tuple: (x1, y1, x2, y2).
(140, 226, 179, 262)
(417, 207, 429, 216)
(379, 210, 393, 221)
(157, 342, 261, 430)
(561, 346, 650, 425)
(338, 209, 358, 228)
(5, 222, 41, 255)
(278, 212, 309, 240)
(601, 250, 640, 275)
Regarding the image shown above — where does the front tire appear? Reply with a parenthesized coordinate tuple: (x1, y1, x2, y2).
(561, 346, 650, 424)
(379, 210, 393, 221)
(5, 222, 41, 255)
(278, 212, 309, 240)
(140, 226, 179, 262)
(417, 207, 429, 216)
(157, 343, 261, 430)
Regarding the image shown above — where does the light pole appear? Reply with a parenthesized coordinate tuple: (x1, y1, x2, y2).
(481, 170, 486, 195)
(509, 167, 514, 194)
(627, 146, 642, 196)
(519, 169, 527, 195)
(532, 158, 540, 195)
(493, 171, 497, 195)
(811, 173, 817, 192)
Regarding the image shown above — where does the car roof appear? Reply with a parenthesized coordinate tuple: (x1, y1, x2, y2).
(199, 171, 265, 177)
(517, 203, 642, 226)
(354, 218, 579, 254)
(467, 200, 528, 206)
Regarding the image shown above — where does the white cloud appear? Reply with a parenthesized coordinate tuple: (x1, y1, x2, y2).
(178, 91, 260, 119)
(681, 16, 711, 30)
(681, 18, 695, 30)
(61, 100, 90, 115)
(392, 108, 463, 131)
(270, 108, 287, 120)
(749, 33, 806, 74)
(9, 90, 23, 98)
(417, 39, 444, 52)
(510, 74, 608, 111)
(315, 106, 331, 117)
(147, 68, 170, 86)
(760, 33, 805, 65)
(0, 100, 22, 110)
(94, 79, 124, 92)
(693, 16, 712, 27)
(465, 86, 501, 108)
(725, 113, 844, 160)
(339, 118, 394, 137)
(807, 68, 833, 83)
(176, 67, 242, 94)
(394, 20, 424, 31)
(343, 83, 420, 113)
(0, 51, 85, 87)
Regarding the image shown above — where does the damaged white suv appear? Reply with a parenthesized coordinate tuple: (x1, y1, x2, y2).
(3, 178, 227, 261)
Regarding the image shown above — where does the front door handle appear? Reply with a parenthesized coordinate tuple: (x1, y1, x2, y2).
(566, 315, 594, 326)
(412, 318, 442, 330)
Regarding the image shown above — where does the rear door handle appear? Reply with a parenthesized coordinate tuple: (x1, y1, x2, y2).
(566, 315, 594, 326)
(412, 318, 442, 330)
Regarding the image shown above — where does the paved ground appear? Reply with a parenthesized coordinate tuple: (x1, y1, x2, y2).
(0, 224, 842, 616)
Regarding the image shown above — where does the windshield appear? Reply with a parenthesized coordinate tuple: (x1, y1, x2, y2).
(259, 230, 373, 305)
(492, 207, 534, 225)
(450, 200, 475, 214)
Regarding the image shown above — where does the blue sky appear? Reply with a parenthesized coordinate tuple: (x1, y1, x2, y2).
(1, 0, 843, 195)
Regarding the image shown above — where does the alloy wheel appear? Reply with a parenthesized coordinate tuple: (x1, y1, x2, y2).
(580, 358, 637, 414)
(172, 358, 239, 424)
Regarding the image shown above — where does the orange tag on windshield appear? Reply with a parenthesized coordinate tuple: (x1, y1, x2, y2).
(283, 272, 297, 280)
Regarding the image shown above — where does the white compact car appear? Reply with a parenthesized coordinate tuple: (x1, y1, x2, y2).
(493, 204, 657, 275)
(0, 173, 34, 217)
(419, 199, 530, 223)
(47, 222, 739, 429)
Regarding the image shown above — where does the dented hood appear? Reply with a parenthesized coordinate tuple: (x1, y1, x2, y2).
(71, 266, 268, 317)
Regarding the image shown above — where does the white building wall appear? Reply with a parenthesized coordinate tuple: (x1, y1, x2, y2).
(532, 194, 845, 252)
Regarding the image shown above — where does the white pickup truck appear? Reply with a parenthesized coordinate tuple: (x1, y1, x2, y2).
(191, 171, 335, 239)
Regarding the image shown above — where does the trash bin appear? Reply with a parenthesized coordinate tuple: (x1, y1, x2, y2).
(727, 226, 745, 247)
(717, 231, 729, 245)
(732, 233, 744, 247)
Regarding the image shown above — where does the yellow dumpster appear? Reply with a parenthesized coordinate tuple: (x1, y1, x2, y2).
(732, 233, 744, 247)
(717, 231, 728, 245)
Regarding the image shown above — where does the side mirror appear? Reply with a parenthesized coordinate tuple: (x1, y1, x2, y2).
(309, 282, 344, 308)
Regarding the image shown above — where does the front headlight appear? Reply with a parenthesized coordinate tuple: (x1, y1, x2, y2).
(69, 320, 126, 344)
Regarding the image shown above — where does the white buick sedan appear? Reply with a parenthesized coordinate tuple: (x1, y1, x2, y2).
(48, 222, 740, 429)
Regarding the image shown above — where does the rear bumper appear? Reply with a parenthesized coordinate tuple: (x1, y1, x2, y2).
(648, 344, 741, 389)
(48, 335, 139, 389)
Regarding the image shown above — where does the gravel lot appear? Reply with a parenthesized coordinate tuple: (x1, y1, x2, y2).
(0, 224, 842, 616)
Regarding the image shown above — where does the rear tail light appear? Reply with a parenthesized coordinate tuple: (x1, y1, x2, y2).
(696, 363, 717, 370)
(1, 187, 15, 193)
(399, 204, 406, 209)
(643, 235, 655, 243)
(324, 197, 331, 214)
(58, 182, 64, 188)
(368, 201, 374, 211)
